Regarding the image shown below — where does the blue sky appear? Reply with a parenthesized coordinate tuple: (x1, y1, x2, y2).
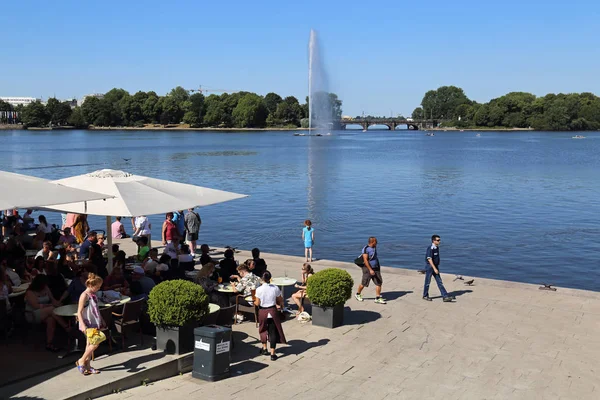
(1, 0, 599, 116)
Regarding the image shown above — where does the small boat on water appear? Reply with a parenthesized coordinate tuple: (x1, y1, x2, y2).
(362, 129, 367, 132)
(476, 133, 481, 137)
(293, 133, 306, 136)
(572, 135, 586, 139)
(425, 132, 435, 136)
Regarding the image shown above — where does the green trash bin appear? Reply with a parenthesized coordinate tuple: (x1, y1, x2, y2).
(192, 325, 231, 382)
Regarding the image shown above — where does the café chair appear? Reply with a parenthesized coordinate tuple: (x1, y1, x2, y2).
(112, 299, 144, 350)
(215, 304, 236, 349)
(235, 295, 258, 327)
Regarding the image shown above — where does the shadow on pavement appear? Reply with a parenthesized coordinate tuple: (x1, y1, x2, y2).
(343, 309, 381, 326)
(278, 338, 330, 358)
(432, 289, 473, 299)
(99, 351, 167, 373)
(229, 360, 268, 377)
(383, 290, 413, 301)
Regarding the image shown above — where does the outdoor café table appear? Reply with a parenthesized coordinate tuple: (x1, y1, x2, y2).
(270, 277, 298, 313)
(216, 283, 235, 294)
(8, 283, 30, 298)
(53, 296, 131, 359)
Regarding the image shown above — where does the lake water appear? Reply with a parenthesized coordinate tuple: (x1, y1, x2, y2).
(1, 129, 599, 291)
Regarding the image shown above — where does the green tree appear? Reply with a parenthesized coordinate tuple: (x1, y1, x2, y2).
(168, 86, 190, 107)
(142, 92, 160, 123)
(232, 93, 268, 128)
(81, 96, 101, 126)
(203, 95, 226, 126)
(21, 101, 50, 127)
(45, 98, 72, 125)
(67, 107, 88, 128)
(0, 99, 12, 111)
(421, 86, 471, 119)
(264, 92, 283, 116)
(273, 96, 303, 126)
(411, 107, 424, 119)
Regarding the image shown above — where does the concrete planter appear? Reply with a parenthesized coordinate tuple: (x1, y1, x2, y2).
(311, 303, 344, 328)
(156, 325, 196, 354)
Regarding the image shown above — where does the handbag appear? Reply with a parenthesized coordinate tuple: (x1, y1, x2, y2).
(85, 328, 106, 345)
(354, 245, 371, 267)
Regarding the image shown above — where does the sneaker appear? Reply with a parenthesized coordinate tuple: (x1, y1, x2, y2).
(374, 297, 387, 304)
(443, 297, 454, 302)
(354, 293, 364, 302)
(259, 348, 268, 356)
(270, 354, 278, 361)
(422, 296, 432, 301)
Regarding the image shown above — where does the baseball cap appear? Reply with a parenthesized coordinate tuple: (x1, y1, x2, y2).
(133, 266, 145, 274)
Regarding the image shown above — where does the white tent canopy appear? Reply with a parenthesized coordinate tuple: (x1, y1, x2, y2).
(0, 170, 112, 211)
(47, 169, 247, 217)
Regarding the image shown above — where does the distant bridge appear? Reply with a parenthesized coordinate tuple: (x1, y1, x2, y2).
(340, 118, 438, 131)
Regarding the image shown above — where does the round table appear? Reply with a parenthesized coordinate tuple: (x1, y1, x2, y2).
(8, 283, 30, 298)
(217, 283, 235, 293)
(208, 303, 220, 314)
(271, 277, 298, 313)
(53, 296, 131, 316)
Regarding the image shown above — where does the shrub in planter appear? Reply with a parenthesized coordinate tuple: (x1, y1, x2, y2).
(148, 279, 209, 354)
(306, 268, 354, 328)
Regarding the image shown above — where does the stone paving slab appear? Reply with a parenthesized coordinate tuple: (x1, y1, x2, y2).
(17, 242, 600, 400)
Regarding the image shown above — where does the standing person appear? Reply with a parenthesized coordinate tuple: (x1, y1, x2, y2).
(76, 273, 106, 375)
(302, 220, 315, 262)
(173, 210, 186, 244)
(254, 271, 286, 361)
(72, 214, 89, 244)
(184, 208, 201, 255)
(132, 216, 152, 248)
(111, 217, 129, 239)
(37, 215, 52, 241)
(354, 237, 386, 304)
(161, 213, 179, 245)
(423, 235, 455, 302)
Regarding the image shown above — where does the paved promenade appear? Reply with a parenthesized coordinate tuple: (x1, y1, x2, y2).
(100, 247, 600, 400)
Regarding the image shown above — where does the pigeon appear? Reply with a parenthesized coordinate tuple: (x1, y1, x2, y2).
(464, 279, 475, 286)
(539, 283, 557, 291)
(453, 275, 464, 281)
(417, 269, 426, 274)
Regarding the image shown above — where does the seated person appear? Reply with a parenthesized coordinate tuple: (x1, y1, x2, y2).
(58, 227, 77, 246)
(0, 265, 13, 312)
(252, 247, 268, 277)
(136, 237, 150, 262)
(194, 262, 222, 304)
(157, 254, 171, 273)
(79, 231, 97, 259)
(67, 264, 95, 303)
(97, 234, 106, 249)
(44, 261, 69, 304)
(103, 265, 129, 293)
(231, 264, 261, 297)
(113, 250, 127, 270)
(25, 274, 71, 352)
(164, 238, 179, 260)
(131, 266, 155, 298)
(178, 244, 194, 263)
(56, 248, 75, 280)
(219, 249, 238, 281)
(199, 244, 215, 266)
(36, 241, 56, 261)
(142, 248, 160, 275)
(112, 244, 120, 255)
(1, 259, 21, 287)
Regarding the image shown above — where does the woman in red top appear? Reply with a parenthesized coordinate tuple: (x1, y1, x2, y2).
(162, 212, 179, 245)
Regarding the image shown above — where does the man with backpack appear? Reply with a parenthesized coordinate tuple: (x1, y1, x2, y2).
(355, 236, 386, 304)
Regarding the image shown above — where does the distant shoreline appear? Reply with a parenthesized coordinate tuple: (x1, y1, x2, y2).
(0, 124, 596, 132)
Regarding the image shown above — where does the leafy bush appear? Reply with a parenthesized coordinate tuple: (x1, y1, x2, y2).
(148, 280, 209, 328)
(306, 268, 354, 307)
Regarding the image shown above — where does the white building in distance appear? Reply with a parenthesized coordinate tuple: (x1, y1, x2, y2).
(0, 97, 41, 107)
(77, 93, 104, 107)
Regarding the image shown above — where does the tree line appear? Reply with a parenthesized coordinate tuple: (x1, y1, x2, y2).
(2, 87, 343, 129)
(412, 86, 600, 131)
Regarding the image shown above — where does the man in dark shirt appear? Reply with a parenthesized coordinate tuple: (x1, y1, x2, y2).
(251, 247, 267, 277)
(423, 235, 455, 302)
(79, 232, 96, 259)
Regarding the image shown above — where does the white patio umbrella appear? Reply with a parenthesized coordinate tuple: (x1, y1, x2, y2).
(45, 169, 248, 271)
(0, 170, 112, 211)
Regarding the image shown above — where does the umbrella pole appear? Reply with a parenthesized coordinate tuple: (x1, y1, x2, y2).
(106, 216, 113, 274)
